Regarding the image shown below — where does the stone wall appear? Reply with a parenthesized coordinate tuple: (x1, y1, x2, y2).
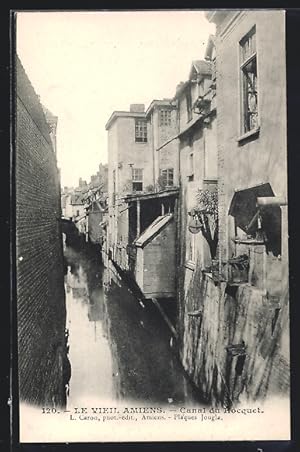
(180, 267, 289, 406)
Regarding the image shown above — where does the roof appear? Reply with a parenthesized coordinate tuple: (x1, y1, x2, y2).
(123, 187, 179, 203)
(145, 99, 176, 117)
(174, 60, 212, 100)
(205, 11, 229, 25)
(191, 60, 212, 76)
(42, 105, 58, 128)
(228, 182, 274, 232)
(71, 192, 86, 205)
(134, 214, 173, 248)
(105, 111, 146, 130)
(16, 55, 54, 147)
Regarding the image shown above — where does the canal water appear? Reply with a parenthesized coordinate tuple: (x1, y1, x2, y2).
(64, 244, 202, 408)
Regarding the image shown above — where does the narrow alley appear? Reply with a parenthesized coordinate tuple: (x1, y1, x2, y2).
(64, 243, 202, 408)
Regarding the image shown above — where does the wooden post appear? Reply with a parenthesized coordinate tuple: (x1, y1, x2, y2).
(137, 200, 141, 237)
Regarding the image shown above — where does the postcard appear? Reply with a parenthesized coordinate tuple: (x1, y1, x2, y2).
(14, 9, 290, 443)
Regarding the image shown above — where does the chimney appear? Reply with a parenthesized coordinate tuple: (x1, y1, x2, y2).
(130, 104, 145, 113)
(176, 82, 185, 94)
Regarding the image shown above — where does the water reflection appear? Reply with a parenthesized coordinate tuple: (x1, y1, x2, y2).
(64, 245, 201, 407)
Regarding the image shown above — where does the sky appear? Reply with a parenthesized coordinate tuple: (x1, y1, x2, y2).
(16, 11, 215, 187)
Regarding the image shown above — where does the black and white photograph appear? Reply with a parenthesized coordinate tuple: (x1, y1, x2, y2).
(14, 9, 290, 442)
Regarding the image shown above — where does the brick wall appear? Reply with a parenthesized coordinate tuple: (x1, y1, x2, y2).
(16, 57, 67, 407)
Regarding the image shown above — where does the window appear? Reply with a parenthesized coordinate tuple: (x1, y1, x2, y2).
(240, 27, 258, 134)
(160, 109, 172, 126)
(76, 210, 80, 217)
(160, 168, 174, 187)
(132, 168, 143, 192)
(135, 119, 147, 142)
(186, 89, 193, 122)
(188, 152, 194, 181)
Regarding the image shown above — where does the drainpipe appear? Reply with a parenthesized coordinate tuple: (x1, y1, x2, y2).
(256, 196, 287, 207)
(137, 200, 141, 238)
(152, 112, 156, 189)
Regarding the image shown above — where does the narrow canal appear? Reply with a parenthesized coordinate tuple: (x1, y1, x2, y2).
(64, 244, 202, 408)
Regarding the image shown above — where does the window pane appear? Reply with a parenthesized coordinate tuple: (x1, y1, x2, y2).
(132, 182, 143, 192)
(241, 27, 256, 63)
(160, 168, 174, 186)
(240, 27, 258, 134)
(243, 57, 258, 132)
(132, 168, 143, 181)
(160, 110, 172, 126)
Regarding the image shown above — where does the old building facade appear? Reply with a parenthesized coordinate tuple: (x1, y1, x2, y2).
(211, 10, 289, 399)
(104, 10, 289, 406)
(106, 101, 179, 276)
(106, 104, 151, 269)
(16, 56, 68, 407)
(179, 10, 289, 406)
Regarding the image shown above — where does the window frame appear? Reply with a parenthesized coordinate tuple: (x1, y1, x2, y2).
(134, 119, 148, 143)
(159, 109, 172, 127)
(238, 26, 260, 141)
(160, 168, 174, 187)
(132, 168, 143, 192)
(186, 231, 196, 268)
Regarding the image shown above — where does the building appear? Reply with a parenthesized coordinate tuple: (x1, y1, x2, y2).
(105, 103, 152, 268)
(61, 164, 108, 246)
(16, 55, 68, 407)
(61, 187, 74, 219)
(175, 55, 217, 274)
(105, 101, 180, 297)
(70, 187, 87, 220)
(211, 10, 289, 400)
(89, 163, 108, 191)
(177, 10, 289, 406)
(104, 11, 289, 406)
(146, 99, 179, 189)
(172, 48, 221, 404)
(134, 213, 176, 298)
(86, 197, 108, 245)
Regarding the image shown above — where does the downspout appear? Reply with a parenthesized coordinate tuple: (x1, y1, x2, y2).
(151, 111, 156, 189)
